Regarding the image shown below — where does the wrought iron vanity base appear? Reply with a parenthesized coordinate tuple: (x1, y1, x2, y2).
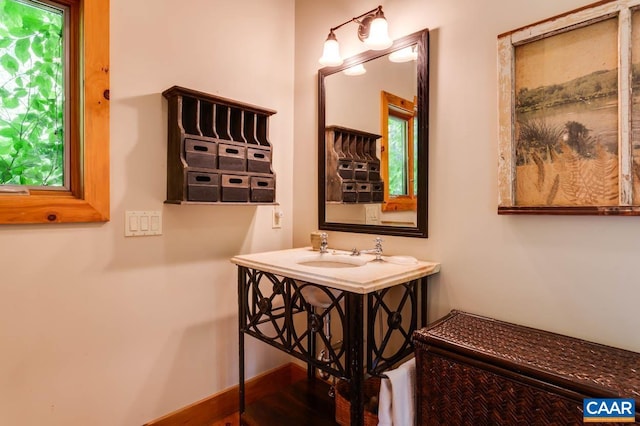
(237, 266, 429, 425)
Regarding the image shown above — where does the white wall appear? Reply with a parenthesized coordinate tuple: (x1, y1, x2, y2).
(294, 0, 640, 353)
(325, 57, 415, 133)
(0, 0, 294, 425)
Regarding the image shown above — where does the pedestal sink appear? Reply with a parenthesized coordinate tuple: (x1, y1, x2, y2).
(297, 282, 340, 308)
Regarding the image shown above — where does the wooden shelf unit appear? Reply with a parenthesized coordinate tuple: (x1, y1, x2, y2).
(162, 86, 277, 204)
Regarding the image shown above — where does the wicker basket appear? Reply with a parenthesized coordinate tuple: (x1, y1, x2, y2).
(335, 377, 380, 426)
(413, 310, 640, 425)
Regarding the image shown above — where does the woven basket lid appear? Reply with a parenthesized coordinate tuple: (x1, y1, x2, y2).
(414, 310, 640, 403)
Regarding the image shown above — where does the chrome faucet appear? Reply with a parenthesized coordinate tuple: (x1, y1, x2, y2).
(319, 232, 329, 254)
(351, 237, 384, 261)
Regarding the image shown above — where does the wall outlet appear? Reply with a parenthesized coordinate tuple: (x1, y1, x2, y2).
(272, 208, 284, 229)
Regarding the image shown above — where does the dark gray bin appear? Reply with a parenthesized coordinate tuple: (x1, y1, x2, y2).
(187, 172, 219, 202)
(218, 144, 246, 171)
(357, 183, 372, 203)
(221, 174, 250, 202)
(184, 138, 217, 169)
(342, 181, 357, 203)
(247, 148, 272, 174)
(371, 181, 384, 202)
(250, 176, 275, 202)
(338, 159, 354, 180)
(368, 161, 381, 181)
(354, 162, 368, 181)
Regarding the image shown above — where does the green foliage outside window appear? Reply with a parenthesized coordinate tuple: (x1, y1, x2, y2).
(0, 0, 64, 187)
(388, 115, 408, 196)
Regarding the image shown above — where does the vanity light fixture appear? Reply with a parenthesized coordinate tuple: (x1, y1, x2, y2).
(343, 64, 366, 76)
(318, 5, 393, 67)
(388, 45, 418, 63)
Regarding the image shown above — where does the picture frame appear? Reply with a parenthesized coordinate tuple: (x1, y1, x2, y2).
(498, 0, 640, 215)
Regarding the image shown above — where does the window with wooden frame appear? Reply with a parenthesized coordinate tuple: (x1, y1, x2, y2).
(380, 90, 417, 212)
(0, 0, 109, 224)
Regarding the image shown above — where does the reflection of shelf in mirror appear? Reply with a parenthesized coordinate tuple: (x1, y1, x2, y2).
(325, 126, 382, 204)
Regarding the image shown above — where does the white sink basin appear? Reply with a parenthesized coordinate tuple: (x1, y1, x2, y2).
(295, 255, 365, 307)
(296, 253, 367, 268)
(297, 283, 341, 308)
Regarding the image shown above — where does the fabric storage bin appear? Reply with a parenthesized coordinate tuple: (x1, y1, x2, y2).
(187, 171, 219, 202)
(250, 176, 275, 202)
(413, 310, 640, 425)
(184, 138, 217, 169)
(221, 174, 249, 202)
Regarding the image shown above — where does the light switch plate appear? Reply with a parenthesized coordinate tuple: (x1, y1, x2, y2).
(125, 211, 162, 236)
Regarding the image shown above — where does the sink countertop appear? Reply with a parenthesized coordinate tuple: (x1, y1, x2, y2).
(230, 247, 441, 294)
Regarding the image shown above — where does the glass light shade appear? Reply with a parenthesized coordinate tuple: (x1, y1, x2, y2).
(364, 17, 392, 50)
(343, 64, 366, 76)
(319, 36, 343, 66)
(389, 46, 417, 63)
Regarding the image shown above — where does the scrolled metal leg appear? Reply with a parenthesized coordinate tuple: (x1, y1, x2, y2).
(346, 292, 364, 426)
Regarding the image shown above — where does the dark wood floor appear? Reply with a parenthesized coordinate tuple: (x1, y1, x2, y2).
(185, 376, 338, 426)
(240, 379, 337, 426)
(210, 412, 240, 426)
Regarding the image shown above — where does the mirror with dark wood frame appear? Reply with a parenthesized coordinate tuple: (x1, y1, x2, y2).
(318, 28, 429, 238)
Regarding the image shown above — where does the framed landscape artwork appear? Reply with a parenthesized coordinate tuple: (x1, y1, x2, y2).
(498, 0, 640, 214)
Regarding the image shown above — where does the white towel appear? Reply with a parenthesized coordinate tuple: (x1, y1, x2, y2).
(377, 357, 416, 426)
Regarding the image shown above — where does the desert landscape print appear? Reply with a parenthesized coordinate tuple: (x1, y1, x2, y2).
(514, 17, 619, 206)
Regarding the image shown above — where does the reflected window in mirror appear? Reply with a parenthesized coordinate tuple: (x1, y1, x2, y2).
(381, 91, 417, 212)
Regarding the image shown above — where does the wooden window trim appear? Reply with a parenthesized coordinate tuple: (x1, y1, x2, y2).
(381, 91, 417, 212)
(0, 0, 109, 224)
